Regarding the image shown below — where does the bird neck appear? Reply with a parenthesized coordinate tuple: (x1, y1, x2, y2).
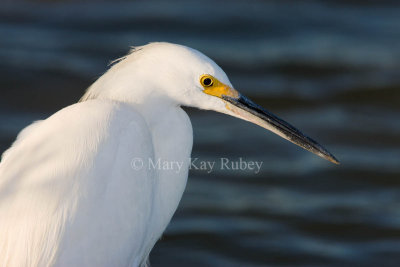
(133, 101, 193, 256)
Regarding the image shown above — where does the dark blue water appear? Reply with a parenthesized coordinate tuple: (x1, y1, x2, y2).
(0, 0, 399, 266)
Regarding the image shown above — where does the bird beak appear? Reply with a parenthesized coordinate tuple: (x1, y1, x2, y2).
(200, 75, 339, 164)
(221, 93, 339, 164)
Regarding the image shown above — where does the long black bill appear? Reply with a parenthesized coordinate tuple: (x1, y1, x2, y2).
(222, 94, 339, 164)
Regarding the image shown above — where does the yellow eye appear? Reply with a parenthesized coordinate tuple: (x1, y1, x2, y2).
(200, 75, 214, 87)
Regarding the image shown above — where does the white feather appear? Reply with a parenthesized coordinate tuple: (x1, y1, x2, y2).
(0, 42, 234, 266)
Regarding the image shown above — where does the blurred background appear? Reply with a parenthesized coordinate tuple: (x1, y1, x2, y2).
(0, 0, 399, 266)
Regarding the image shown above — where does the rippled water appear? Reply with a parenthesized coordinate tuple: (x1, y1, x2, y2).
(0, 0, 399, 266)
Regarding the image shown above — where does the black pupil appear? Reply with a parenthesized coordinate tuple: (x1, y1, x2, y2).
(203, 78, 212, 86)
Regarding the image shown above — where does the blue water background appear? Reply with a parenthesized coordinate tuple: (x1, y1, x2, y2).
(0, 0, 399, 266)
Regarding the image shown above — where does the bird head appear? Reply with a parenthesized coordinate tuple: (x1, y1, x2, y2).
(82, 42, 339, 164)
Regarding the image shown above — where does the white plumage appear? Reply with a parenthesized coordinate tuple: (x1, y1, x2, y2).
(0, 42, 338, 267)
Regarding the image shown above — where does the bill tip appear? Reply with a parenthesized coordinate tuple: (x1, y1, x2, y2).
(327, 155, 340, 165)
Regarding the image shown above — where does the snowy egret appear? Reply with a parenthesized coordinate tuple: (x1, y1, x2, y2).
(0, 42, 338, 267)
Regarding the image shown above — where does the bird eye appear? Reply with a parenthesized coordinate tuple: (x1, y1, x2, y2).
(200, 76, 214, 87)
(203, 78, 212, 86)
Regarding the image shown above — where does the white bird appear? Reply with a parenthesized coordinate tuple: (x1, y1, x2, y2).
(0, 42, 338, 267)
